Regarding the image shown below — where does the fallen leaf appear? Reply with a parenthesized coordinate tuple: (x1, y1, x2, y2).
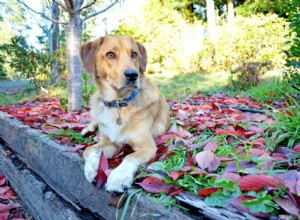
(198, 188, 220, 197)
(203, 141, 217, 152)
(238, 174, 285, 191)
(96, 152, 109, 188)
(274, 197, 299, 216)
(0, 176, 5, 186)
(136, 177, 183, 195)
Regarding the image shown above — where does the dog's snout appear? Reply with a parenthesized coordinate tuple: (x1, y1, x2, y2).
(124, 69, 138, 82)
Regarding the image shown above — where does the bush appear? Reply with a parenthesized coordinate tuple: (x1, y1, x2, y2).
(193, 14, 288, 72)
(112, 0, 204, 73)
(0, 36, 52, 88)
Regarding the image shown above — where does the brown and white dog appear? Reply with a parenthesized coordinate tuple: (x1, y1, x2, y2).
(79, 36, 170, 193)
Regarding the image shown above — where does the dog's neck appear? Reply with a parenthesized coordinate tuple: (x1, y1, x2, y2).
(102, 88, 140, 108)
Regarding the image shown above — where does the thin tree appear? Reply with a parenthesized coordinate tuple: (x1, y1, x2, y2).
(227, 0, 234, 23)
(206, 0, 216, 40)
(17, 0, 120, 111)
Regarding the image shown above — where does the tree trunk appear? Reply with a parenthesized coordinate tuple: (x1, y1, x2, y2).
(49, 1, 60, 82)
(66, 15, 82, 111)
(227, 0, 234, 23)
(206, 0, 216, 40)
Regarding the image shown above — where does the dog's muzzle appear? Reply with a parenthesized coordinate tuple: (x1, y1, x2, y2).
(124, 69, 138, 82)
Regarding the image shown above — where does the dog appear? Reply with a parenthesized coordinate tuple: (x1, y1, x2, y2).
(79, 36, 170, 193)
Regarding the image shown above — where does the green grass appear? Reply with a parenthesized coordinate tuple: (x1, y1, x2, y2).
(0, 69, 297, 106)
(149, 70, 297, 103)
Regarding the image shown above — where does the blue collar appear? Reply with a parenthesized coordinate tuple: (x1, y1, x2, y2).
(102, 88, 140, 108)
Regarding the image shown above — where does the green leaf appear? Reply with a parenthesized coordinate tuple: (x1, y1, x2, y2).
(242, 191, 279, 214)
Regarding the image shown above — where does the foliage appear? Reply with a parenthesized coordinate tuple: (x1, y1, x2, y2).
(285, 14, 300, 69)
(0, 36, 52, 89)
(242, 191, 279, 214)
(236, 0, 299, 21)
(112, 0, 204, 73)
(282, 67, 300, 92)
(267, 95, 300, 150)
(193, 14, 288, 73)
(229, 61, 270, 88)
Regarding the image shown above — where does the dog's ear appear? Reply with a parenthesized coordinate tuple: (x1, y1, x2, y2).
(80, 37, 103, 74)
(136, 41, 147, 73)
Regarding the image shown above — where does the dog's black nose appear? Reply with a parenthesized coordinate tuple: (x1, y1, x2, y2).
(124, 69, 138, 82)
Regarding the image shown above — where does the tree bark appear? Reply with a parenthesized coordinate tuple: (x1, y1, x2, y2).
(227, 0, 234, 23)
(66, 14, 82, 111)
(49, 1, 60, 82)
(206, 0, 216, 40)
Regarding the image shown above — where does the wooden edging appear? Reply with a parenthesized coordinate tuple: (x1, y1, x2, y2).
(0, 112, 199, 220)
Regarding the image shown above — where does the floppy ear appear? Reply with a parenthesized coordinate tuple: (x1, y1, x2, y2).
(136, 41, 147, 73)
(80, 37, 103, 74)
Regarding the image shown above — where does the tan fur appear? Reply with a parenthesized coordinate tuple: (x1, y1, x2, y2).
(80, 36, 170, 193)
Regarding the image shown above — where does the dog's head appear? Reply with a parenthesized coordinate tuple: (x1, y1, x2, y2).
(80, 36, 147, 97)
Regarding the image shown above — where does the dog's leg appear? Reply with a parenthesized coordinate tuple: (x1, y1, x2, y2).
(83, 136, 118, 183)
(106, 133, 156, 193)
(81, 121, 98, 136)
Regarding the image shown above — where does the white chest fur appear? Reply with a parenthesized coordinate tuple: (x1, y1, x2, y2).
(92, 103, 126, 145)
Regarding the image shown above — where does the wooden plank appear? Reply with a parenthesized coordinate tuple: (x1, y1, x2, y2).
(0, 112, 198, 219)
(0, 141, 94, 220)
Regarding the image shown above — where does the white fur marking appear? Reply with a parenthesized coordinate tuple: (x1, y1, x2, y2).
(105, 160, 138, 193)
(84, 151, 100, 183)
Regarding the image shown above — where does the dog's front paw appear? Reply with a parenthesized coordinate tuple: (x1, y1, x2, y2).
(105, 160, 137, 194)
(81, 121, 98, 136)
(84, 151, 100, 183)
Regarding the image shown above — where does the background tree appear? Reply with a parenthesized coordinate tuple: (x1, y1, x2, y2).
(18, 0, 120, 111)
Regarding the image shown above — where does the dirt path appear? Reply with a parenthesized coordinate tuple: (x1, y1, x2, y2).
(0, 79, 30, 92)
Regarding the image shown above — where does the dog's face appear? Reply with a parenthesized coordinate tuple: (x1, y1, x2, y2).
(80, 36, 147, 94)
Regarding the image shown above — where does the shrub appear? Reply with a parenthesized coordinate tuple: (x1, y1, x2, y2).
(112, 0, 204, 73)
(0, 36, 52, 88)
(193, 14, 288, 73)
(229, 61, 270, 88)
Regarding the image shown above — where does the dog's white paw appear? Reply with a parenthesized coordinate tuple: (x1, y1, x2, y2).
(81, 121, 98, 136)
(84, 151, 100, 183)
(105, 160, 137, 193)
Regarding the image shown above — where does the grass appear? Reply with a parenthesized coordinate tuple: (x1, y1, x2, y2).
(0, 69, 298, 106)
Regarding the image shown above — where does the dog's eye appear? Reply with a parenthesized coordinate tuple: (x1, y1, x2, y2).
(106, 52, 115, 59)
(131, 52, 138, 59)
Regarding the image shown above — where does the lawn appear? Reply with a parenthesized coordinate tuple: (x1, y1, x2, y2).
(0, 70, 292, 106)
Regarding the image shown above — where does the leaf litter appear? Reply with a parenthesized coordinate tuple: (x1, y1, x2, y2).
(0, 93, 299, 218)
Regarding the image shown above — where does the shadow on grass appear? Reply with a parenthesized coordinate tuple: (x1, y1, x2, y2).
(150, 71, 230, 100)
(150, 70, 295, 102)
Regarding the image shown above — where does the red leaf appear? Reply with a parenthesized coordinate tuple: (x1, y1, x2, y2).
(274, 197, 299, 216)
(249, 148, 265, 156)
(96, 152, 109, 188)
(0, 203, 20, 214)
(238, 174, 285, 191)
(292, 143, 300, 152)
(136, 177, 183, 195)
(65, 144, 86, 153)
(0, 186, 10, 194)
(195, 151, 220, 172)
(198, 188, 220, 197)
(60, 137, 71, 145)
(276, 170, 300, 194)
(170, 171, 184, 181)
(222, 172, 241, 182)
(234, 114, 248, 121)
(42, 128, 58, 134)
(0, 176, 5, 186)
(203, 140, 217, 152)
(186, 152, 194, 166)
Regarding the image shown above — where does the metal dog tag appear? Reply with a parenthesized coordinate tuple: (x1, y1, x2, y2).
(116, 117, 123, 125)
